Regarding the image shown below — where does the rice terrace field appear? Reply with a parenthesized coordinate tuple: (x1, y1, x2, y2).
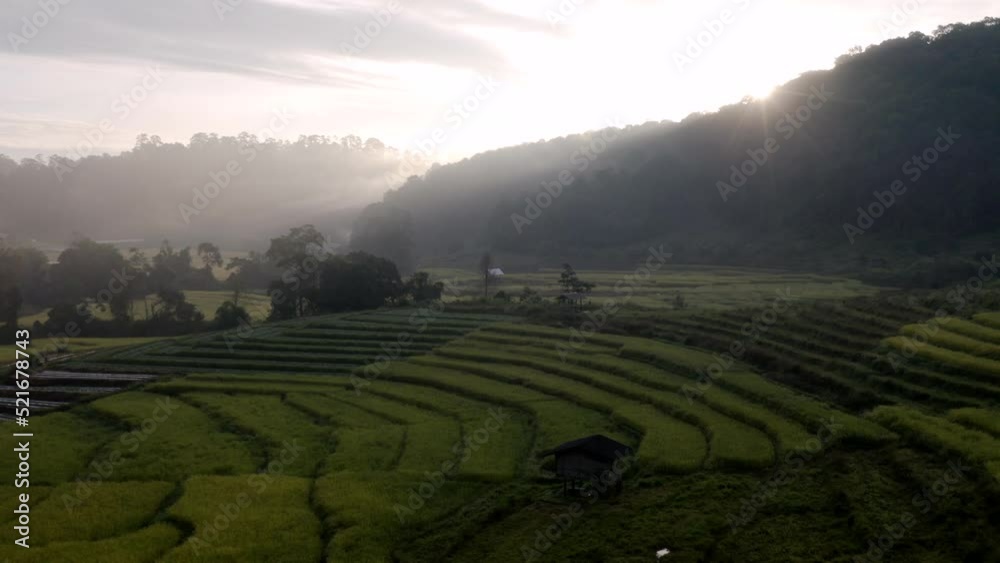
(3, 267, 1000, 562)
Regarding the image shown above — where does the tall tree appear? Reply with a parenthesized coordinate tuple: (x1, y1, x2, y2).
(197, 242, 224, 271)
(49, 238, 128, 304)
(265, 225, 326, 268)
(0, 285, 21, 330)
(149, 240, 195, 291)
(349, 203, 416, 273)
(315, 252, 402, 313)
(558, 263, 594, 294)
(404, 271, 444, 302)
(265, 226, 327, 317)
(479, 252, 493, 301)
(127, 247, 151, 319)
(226, 251, 274, 306)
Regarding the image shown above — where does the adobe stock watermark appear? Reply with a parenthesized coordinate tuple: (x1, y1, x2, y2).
(178, 107, 294, 224)
(520, 452, 634, 561)
(555, 245, 673, 361)
(880, 256, 998, 372)
(7, 0, 73, 53)
(61, 397, 181, 512)
(350, 279, 462, 394)
(213, 0, 245, 22)
(341, 0, 402, 56)
(673, 0, 753, 72)
(726, 418, 842, 533)
(877, 0, 928, 40)
(189, 439, 304, 555)
(511, 118, 628, 234)
(842, 127, 960, 244)
(53, 65, 166, 182)
(394, 407, 511, 522)
(853, 459, 970, 563)
(544, 0, 589, 28)
(717, 84, 833, 202)
(385, 75, 499, 187)
(33, 261, 144, 363)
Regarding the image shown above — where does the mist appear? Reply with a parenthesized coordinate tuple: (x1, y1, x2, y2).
(0, 132, 426, 249)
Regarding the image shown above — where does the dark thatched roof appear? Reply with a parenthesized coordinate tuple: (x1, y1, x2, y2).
(539, 435, 633, 463)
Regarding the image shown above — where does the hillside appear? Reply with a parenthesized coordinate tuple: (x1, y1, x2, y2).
(354, 19, 1000, 274)
(8, 288, 1000, 562)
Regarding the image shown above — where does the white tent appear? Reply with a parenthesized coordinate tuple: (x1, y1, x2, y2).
(488, 268, 505, 277)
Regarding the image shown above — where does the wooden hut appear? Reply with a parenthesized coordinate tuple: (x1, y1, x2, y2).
(540, 435, 633, 495)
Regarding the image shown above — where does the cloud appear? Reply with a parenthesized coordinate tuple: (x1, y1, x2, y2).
(2, 0, 545, 86)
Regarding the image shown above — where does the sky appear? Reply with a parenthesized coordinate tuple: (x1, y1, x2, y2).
(1, 0, 997, 167)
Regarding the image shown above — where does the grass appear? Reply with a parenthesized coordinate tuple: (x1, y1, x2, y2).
(425, 266, 881, 310)
(884, 337, 1000, 381)
(155, 347, 372, 364)
(611, 335, 897, 443)
(713, 372, 896, 445)
(89, 391, 261, 480)
(484, 322, 626, 349)
(418, 347, 748, 471)
(191, 340, 435, 354)
(327, 426, 407, 472)
(378, 360, 627, 451)
(320, 391, 466, 475)
(285, 392, 393, 428)
(558, 353, 815, 454)
(98, 354, 357, 373)
(286, 389, 410, 474)
(614, 403, 710, 472)
(457, 343, 775, 469)
(314, 471, 490, 563)
(5, 336, 165, 363)
(869, 406, 1000, 472)
(362, 381, 533, 480)
(181, 393, 333, 477)
(0, 522, 182, 562)
(161, 475, 323, 562)
(900, 323, 1000, 359)
(33, 481, 174, 545)
(146, 379, 347, 396)
(10, 300, 1000, 560)
(398, 421, 464, 474)
(282, 329, 452, 344)
(0, 411, 118, 485)
(948, 408, 1000, 437)
(939, 317, 1000, 343)
(464, 331, 619, 354)
(974, 312, 1000, 330)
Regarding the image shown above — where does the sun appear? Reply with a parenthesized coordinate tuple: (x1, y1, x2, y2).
(749, 84, 776, 101)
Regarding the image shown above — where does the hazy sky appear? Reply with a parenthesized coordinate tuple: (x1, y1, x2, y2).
(1, 0, 996, 166)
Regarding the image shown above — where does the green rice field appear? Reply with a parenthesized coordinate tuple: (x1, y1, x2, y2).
(2, 271, 999, 562)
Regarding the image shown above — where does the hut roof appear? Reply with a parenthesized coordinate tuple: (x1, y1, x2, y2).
(539, 434, 633, 463)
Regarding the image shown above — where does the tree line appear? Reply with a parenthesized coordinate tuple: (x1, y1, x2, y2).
(0, 224, 444, 338)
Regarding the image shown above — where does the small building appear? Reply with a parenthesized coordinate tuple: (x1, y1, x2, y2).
(540, 435, 634, 495)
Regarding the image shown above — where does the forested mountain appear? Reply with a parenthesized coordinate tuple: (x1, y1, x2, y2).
(354, 19, 1000, 273)
(0, 134, 421, 248)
